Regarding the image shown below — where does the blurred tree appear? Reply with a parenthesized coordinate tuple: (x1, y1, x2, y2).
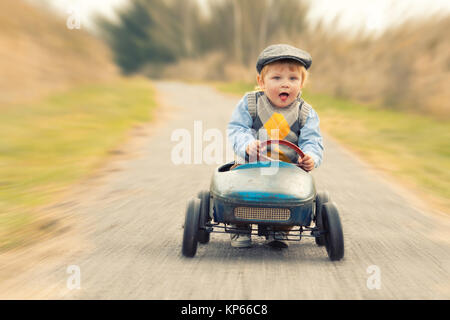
(96, 0, 309, 73)
(202, 0, 309, 65)
(96, 0, 200, 73)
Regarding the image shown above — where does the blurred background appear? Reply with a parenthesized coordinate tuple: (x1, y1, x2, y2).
(3, 0, 450, 116)
(0, 0, 449, 250)
(21, 0, 450, 117)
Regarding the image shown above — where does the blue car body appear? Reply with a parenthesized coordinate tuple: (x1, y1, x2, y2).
(210, 161, 316, 227)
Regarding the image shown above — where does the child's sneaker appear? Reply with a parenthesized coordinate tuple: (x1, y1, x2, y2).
(229, 224, 252, 248)
(230, 233, 252, 248)
(266, 231, 288, 248)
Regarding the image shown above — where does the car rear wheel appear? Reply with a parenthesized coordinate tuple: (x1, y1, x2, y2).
(315, 191, 329, 246)
(322, 202, 344, 261)
(182, 198, 201, 257)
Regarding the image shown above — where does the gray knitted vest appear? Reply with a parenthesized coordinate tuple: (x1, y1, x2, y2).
(246, 91, 311, 162)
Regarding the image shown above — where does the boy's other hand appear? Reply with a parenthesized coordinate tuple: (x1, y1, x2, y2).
(297, 153, 314, 171)
(246, 140, 262, 159)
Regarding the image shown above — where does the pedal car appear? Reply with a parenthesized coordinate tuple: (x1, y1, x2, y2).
(181, 139, 344, 261)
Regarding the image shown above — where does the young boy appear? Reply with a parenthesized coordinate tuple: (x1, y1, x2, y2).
(227, 44, 324, 248)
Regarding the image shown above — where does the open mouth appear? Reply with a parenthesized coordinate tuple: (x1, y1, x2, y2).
(279, 93, 289, 102)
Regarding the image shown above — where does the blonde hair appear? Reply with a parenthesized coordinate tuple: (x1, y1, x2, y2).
(255, 59, 309, 91)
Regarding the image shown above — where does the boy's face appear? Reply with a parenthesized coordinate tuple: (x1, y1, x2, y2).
(257, 62, 304, 108)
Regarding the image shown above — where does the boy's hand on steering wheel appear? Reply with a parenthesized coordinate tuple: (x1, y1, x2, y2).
(246, 140, 262, 159)
(297, 153, 314, 171)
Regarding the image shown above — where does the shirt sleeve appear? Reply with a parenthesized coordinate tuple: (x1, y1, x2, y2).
(298, 107, 324, 168)
(227, 94, 257, 159)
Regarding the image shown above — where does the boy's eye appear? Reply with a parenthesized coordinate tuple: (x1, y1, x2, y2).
(290, 77, 299, 80)
(272, 76, 280, 80)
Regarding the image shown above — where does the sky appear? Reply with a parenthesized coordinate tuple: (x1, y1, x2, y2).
(308, 0, 450, 34)
(34, 0, 450, 33)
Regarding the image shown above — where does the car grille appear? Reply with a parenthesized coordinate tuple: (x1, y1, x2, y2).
(234, 207, 291, 221)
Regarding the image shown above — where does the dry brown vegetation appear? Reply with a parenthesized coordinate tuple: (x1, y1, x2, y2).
(302, 15, 450, 118)
(156, 11, 450, 119)
(2, 0, 447, 119)
(0, 0, 118, 105)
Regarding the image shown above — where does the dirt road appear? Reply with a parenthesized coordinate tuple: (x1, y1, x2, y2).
(1, 81, 449, 299)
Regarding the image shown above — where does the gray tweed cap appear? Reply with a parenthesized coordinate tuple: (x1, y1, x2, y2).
(256, 44, 312, 73)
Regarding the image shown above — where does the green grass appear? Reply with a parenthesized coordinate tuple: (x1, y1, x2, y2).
(0, 77, 157, 250)
(214, 82, 450, 213)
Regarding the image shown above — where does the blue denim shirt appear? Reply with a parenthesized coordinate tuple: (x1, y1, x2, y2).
(227, 94, 324, 167)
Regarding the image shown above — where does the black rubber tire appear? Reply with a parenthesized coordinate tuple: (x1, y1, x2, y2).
(322, 202, 344, 261)
(182, 198, 201, 257)
(314, 191, 329, 246)
(197, 191, 211, 244)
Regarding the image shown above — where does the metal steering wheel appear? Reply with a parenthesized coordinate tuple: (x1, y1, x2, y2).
(257, 140, 305, 164)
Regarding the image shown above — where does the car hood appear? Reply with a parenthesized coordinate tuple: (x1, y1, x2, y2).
(210, 162, 316, 205)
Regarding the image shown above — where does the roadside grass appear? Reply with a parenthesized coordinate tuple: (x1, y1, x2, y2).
(213, 82, 450, 213)
(0, 77, 157, 250)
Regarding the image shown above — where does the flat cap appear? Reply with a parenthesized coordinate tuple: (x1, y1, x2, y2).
(256, 44, 312, 73)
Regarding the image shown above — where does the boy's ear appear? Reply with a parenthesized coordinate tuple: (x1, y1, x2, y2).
(256, 74, 264, 89)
